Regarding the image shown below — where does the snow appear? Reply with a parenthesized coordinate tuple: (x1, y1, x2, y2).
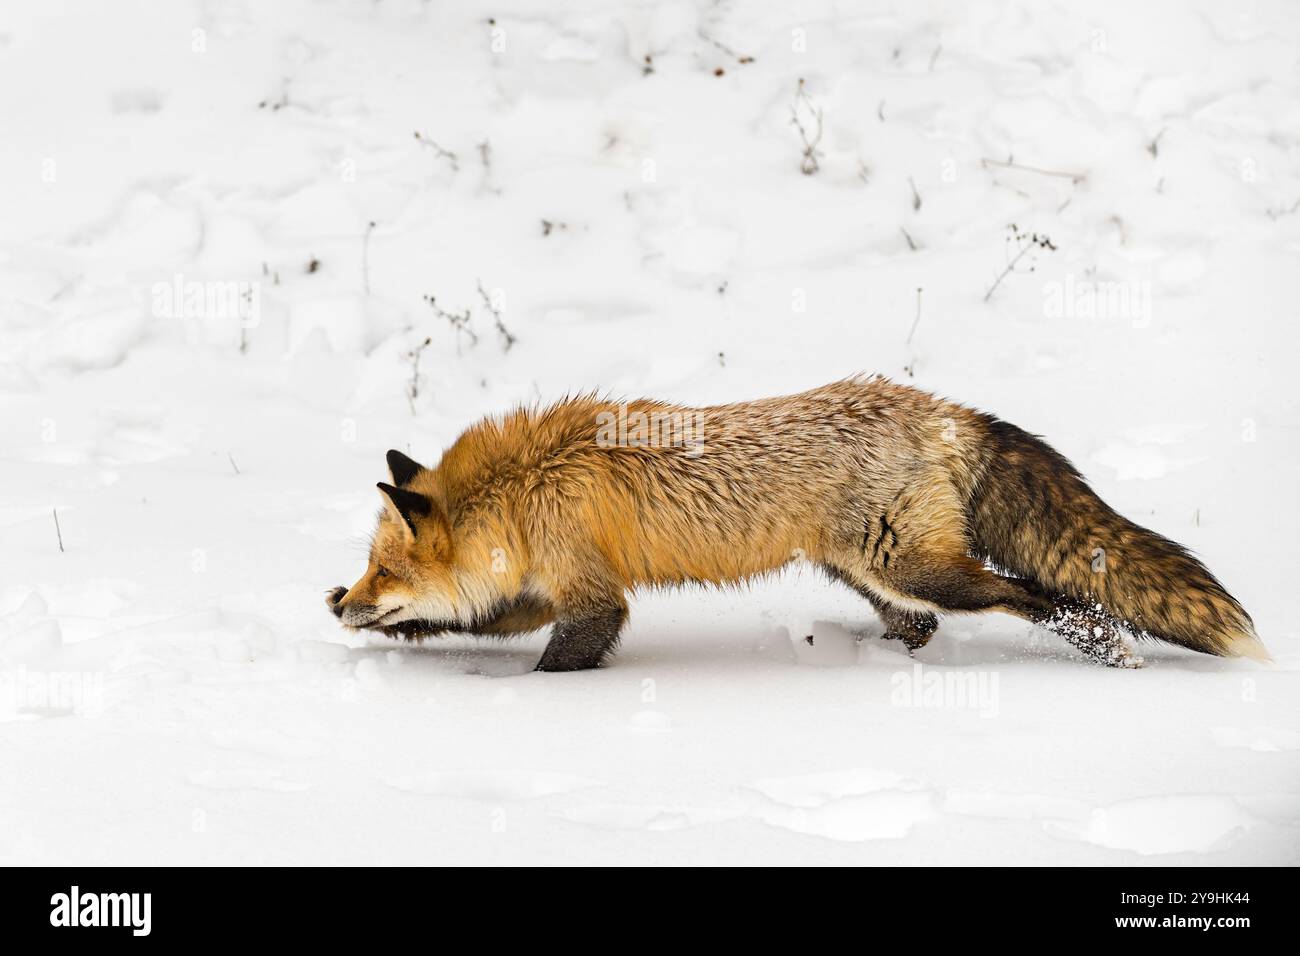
(2, 0, 1298, 865)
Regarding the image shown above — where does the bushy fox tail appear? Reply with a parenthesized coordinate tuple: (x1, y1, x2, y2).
(966, 417, 1269, 661)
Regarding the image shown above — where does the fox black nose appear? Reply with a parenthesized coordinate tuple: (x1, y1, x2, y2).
(328, 586, 348, 617)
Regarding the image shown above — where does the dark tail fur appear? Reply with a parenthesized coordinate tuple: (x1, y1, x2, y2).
(967, 417, 1268, 660)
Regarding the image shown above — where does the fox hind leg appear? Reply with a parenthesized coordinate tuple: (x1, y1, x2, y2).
(867, 594, 938, 651)
(1038, 595, 1142, 668)
(880, 556, 1142, 668)
(822, 564, 938, 650)
(829, 521, 1140, 667)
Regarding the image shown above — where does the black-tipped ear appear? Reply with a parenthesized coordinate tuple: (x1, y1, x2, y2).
(386, 449, 425, 487)
(377, 482, 431, 536)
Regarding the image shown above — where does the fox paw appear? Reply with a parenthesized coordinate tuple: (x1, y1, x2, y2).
(1113, 647, 1145, 669)
(1081, 636, 1144, 668)
(880, 628, 935, 652)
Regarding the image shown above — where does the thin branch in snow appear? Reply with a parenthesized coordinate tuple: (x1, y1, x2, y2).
(476, 279, 517, 352)
(900, 226, 918, 251)
(980, 156, 1087, 185)
(422, 294, 477, 352)
(984, 224, 1057, 303)
(790, 78, 823, 175)
(362, 221, 376, 295)
(1267, 197, 1300, 220)
(227, 452, 240, 475)
(906, 287, 924, 345)
(53, 508, 64, 552)
(477, 140, 501, 195)
(407, 336, 433, 414)
(1147, 128, 1166, 158)
(414, 131, 459, 172)
(928, 45, 942, 71)
(1109, 214, 1129, 246)
(908, 176, 922, 211)
(700, 31, 754, 66)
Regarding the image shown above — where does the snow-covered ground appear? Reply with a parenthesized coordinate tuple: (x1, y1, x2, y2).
(2, 0, 1298, 865)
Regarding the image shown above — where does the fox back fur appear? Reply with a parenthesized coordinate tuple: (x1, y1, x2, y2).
(328, 377, 1267, 671)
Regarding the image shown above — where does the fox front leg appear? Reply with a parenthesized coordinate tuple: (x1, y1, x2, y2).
(535, 603, 628, 672)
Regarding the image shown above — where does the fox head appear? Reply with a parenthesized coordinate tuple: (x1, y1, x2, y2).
(328, 450, 464, 630)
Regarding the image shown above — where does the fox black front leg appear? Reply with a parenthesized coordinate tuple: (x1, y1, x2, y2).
(535, 604, 628, 672)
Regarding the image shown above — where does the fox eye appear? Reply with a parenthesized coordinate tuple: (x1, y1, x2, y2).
(375, 566, 389, 578)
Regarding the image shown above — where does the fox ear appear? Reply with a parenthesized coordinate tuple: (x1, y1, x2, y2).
(386, 449, 424, 486)
(377, 482, 432, 539)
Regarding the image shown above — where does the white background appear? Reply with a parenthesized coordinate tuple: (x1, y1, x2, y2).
(1, 0, 1297, 864)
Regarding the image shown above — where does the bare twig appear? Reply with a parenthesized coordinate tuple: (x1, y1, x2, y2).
(906, 287, 924, 345)
(1267, 197, 1300, 220)
(1147, 128, 1166, 158)
(227, 452, 240, 475)
(362, 220, 376, 295)
(238, 283, 256, 354)
(422, 294, 477, 352)
(414, 131, 459, 172)
(980, 156, 1086, 184)
(984, 224, 1057, 303)
(407, 336, 433, 414)
(900, 226, 918, 251)
(791, 78, 823, 175)
(908, 176, 922, 211)
(53, 508, 64, 552)
(476, 279, 517, 351)
(700, 31, 754, 65)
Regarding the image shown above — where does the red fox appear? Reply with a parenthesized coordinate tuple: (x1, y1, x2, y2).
(327, 377, 1267, 671)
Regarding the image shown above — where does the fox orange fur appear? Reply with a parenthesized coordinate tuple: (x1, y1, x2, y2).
(327, 377, 1268, 671)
